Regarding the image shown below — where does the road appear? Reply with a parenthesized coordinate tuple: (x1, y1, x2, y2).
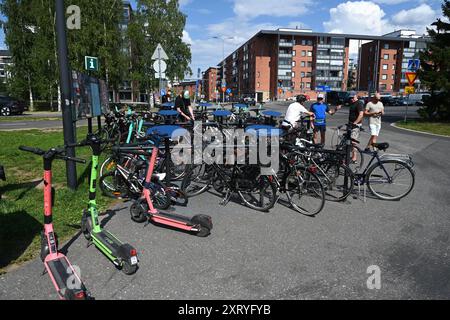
(1, 102, 449, 300)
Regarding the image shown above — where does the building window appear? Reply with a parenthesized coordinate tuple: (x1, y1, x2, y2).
(292, 72, 295, 78)
(380, 84, 387, 90)
(301, 61, 306, 67)
(383, 54, 389, 60)
(292, 61, 296, 67)
(382, 64, 388, 70)
(301, 50, 306, 57)
(307, 51, 313, 57)
(301, 72, 305, 78)
(392, 65, 395, 70)
(384, 44, 390, 49)
(257, 82, 260, 88)
(391, 74, 395, 80)
(306, 82, 311, 89)
(382, 74, 388, 80)
(292, 50, 296, 56)
(307, 61, 312, 67)
(390, 84, 393, 90)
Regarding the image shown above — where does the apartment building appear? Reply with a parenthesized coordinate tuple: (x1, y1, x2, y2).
(202, 67, 218, 101)
(216, 29, 429, 101)
(0, 50, 12, 84)
(358, 30, 428, 93)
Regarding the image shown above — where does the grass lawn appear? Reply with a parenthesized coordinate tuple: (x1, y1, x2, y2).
(0, 117, 60, 122)
(0, 127, 114, 273)
(396, 120, 450, 137)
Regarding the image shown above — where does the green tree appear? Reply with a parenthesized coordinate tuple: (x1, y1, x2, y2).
(1, 0, 125, 108)
(129, 0, 192, 98)
(418, 0, 450, 121)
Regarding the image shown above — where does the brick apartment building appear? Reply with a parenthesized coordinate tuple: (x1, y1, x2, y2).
(202, 67, 218, 101)
(212, 29, 429, 102)
(358, 30, 428, 94)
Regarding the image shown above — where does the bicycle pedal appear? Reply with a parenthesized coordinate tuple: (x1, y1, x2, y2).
(219, 192, 232, 206)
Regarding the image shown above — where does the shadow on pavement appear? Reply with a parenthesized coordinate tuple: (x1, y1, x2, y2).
(0, 210, 41, 269)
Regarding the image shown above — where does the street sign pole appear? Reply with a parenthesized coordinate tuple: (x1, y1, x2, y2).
(158, 47, 162, 96)
(55, 0, 77, 190)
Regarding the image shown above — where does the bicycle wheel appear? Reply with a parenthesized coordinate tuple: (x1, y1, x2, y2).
(181, 164, 211, 197)
(366, 160, 415, 201)
(286, 170, 325, 216)
(348, 146, 364, 173)
(238, 175, 277, 212)
(318, 163, 354, 202)
(99, 171, 128, 199)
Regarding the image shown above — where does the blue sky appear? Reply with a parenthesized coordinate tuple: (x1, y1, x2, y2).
(1, 0, 444, 75)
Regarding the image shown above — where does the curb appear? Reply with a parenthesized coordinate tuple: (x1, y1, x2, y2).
(391, 122, 450, 138)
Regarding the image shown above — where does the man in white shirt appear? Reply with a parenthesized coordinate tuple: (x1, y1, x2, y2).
(364, 93, 385, 151)
(282, 95, 315, 130)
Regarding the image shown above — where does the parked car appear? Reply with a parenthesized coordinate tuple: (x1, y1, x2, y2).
(326, 91, 351, 106)
(0, 95, 28, 116)
(379, 96, 396, 106)
(407, 93, 431, 106)
(391, 97, 408, 106)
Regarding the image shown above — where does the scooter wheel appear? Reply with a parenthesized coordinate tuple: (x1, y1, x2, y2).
(191, 215, 213, 238)
(130, 199, 148, 223)
(81, 210, 92, 241)
(121, 261, 138, 275)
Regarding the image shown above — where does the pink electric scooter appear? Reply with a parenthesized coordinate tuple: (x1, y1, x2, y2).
(19, 146, 91, 300)
(113, 133, 212, 237)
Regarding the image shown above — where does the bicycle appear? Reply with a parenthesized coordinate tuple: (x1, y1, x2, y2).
(353, 142, 415, 201)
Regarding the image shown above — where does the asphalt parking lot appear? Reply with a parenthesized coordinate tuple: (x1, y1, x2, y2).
(1, 102, 449, 300)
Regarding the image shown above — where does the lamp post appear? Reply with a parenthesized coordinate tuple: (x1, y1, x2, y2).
(213, 36, 234, 103)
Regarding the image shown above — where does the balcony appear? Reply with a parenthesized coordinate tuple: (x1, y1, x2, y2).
(315, 76, 343, 81)
(317, 44, 330, 49)
(279, 52, 293, 58)
(278, 63, 292, 70)
(278, 75, 292, 80)
(279, 41, 294, 47)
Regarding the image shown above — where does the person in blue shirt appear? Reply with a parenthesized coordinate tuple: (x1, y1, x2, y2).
(310, 93, 341, 145)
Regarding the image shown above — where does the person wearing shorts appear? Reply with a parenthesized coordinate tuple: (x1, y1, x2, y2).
(364, 93, 385, 151)
(310, 93, 341, 145)
(348, 93, 365, 162)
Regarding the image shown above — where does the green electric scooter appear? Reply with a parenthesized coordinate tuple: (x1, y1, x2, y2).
(68, 134, 139, 275)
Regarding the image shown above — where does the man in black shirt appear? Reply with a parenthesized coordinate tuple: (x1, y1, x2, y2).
(175, 90, 195, 121)
(348, 94, 365, 162)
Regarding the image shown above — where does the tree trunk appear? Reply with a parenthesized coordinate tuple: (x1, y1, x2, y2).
(57, 85, 62, 112)
(28, 75, 34, 112)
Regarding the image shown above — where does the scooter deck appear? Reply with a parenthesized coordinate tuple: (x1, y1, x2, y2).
(153, 211, 194, 224)
(45, 255, 86, 300)
(93, 230, 123, 255)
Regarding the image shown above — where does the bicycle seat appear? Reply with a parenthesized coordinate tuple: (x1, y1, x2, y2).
(245, 125, 282, 137)
(373, 143, 389, 151)
(213, 110, 232, 117)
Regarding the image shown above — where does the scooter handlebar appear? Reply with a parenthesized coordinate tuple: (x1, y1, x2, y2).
(19, 146, 45, 155)
(58, 155, 86, 164)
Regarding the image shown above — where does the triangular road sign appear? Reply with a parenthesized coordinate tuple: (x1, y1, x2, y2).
(405, 72, 417, 86)
(151, 43, 169, 60)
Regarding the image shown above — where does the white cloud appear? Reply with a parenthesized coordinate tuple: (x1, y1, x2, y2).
(323, 1, 393, 35)
(182, 30, 193, 45)
(233, 0, 312, 20)
(178, 0, 193, 7)
(391, 4, 438, 32)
